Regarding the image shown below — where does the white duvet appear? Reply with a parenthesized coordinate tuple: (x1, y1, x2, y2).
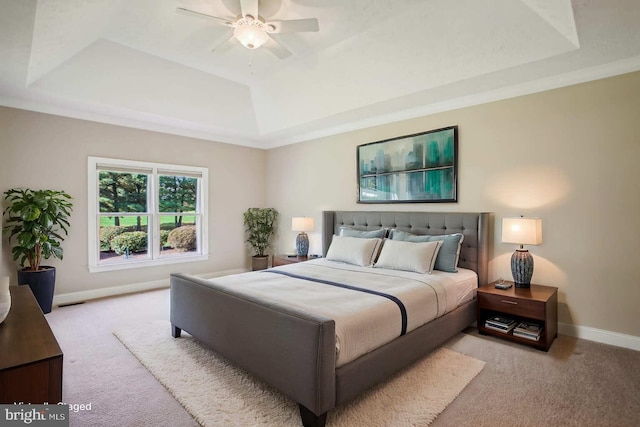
(205, 259, 477, 367)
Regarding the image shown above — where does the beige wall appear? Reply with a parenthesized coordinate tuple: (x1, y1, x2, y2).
(2, 72, 639, 338)
(0, 107, 265, 295)
(266, 71, 640, 337)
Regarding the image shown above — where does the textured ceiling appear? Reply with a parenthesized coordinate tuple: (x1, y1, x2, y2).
(1, 0, 639, 148)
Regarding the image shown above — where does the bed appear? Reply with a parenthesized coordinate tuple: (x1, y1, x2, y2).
(170, 211, 490, 426)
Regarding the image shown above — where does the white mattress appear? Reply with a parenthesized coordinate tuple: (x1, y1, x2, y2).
(205, 259, 477, 367)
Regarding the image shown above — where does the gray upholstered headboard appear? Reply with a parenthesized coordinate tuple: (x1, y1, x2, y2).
(322, 211, 491, 286)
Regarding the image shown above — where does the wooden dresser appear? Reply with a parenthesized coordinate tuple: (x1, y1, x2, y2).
(0, 285, 63, 404)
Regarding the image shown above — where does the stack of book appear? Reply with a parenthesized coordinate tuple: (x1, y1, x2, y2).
(513, 321, 543, 341)
(484, 316, 517, 333)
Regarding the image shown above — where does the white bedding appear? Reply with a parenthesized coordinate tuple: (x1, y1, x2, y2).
(430, 267, 478, 306)
(205, 259, 477, 367)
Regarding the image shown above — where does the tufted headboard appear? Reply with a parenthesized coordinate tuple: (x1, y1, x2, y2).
(322, 211, 491, 286)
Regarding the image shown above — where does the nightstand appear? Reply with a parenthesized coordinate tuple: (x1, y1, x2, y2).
(477, 281, 558, 351)
(272, 254, 321, 267)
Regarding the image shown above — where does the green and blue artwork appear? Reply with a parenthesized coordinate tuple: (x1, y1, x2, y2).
(357, 126, 458, 203)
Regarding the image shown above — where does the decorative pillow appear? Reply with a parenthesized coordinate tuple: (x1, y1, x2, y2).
(325, 236, 383, 267)
(374, 239, 443, 274)
(339, 227, 388, 239)
(389, 230, 465, 273)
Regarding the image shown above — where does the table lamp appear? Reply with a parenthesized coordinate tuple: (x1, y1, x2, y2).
(501, 217, 542, 288)
(292, 217, 314, 256)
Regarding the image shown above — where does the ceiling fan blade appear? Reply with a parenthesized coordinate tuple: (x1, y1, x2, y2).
(265, 18, 319, 33)
(211, 30, 235, 52)
(240, 0, 259, 19)
(175, 7, 234, 27)
(263, 36, 291, 59)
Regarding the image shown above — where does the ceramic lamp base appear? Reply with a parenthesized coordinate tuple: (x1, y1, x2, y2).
(511, 249, 534, 288)
(296, 232, 309, 256)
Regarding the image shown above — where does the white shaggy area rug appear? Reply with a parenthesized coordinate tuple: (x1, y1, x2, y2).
(114, 320, 484, 427)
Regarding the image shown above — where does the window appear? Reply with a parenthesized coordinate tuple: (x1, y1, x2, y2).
(88, 157, 208, 272)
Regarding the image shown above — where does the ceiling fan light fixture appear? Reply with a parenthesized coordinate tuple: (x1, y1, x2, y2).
(234, 18, 269, 49)
(175, 4, 318, 59)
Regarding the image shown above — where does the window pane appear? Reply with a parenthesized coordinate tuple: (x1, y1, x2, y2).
(158, 175, 197, 213)
(99, 171, 148, 213)
(160, 215, 198, 257)
(99, 216, 150, 263)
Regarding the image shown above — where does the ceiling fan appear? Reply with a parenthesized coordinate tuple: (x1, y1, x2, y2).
(176, 0, 319, 59)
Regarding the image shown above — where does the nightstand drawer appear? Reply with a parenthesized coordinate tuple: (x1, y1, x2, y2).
(478, 293, 545, 320)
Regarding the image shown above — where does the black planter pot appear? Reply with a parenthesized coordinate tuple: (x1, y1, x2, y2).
(17, 266, 56, 314)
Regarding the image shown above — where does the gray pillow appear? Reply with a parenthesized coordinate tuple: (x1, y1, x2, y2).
(339, 227, 388, 239)
(389, 230, 464, 273)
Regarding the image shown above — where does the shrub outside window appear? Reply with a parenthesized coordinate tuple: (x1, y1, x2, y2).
(88, 157, 208, 272)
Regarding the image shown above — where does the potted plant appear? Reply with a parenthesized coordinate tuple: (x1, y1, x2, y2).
(2, 189, 73, 313)
(243, 207, 278, 271)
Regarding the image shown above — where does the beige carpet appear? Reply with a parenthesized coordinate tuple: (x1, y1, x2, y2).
(114, 320, 485, 427)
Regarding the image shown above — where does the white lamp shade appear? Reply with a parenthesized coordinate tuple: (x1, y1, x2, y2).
(292, 217, 314, 232)
(501, 217, 542, 245)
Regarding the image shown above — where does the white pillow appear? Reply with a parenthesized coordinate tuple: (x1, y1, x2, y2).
(374, 239, 443, 274)
(325, 236, 382, 267)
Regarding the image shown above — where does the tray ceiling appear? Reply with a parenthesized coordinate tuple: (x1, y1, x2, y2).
(1, 0, 639, 148)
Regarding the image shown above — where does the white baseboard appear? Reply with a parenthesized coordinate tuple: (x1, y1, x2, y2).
(559, 322, 640, 352)
(52, 268, 247, 307)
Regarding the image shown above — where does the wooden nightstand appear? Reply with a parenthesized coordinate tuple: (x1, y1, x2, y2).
(272, 254, 321, 267)
(477, 281, 558, 351)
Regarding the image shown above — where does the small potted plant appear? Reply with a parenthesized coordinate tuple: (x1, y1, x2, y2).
(243, 207, 278, 270)
(2, 188, 73, 313)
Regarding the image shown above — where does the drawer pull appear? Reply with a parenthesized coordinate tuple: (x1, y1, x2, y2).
(501, 300, 518, 305)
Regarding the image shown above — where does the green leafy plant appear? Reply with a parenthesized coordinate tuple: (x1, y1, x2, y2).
(2, 188, 73, 271)
(167, 226, 197, 252)
(243, 208, 278, 257)
(110, 231, 148, 255)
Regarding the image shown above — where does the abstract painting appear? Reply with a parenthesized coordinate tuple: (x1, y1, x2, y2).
(357, 126, 458, 203)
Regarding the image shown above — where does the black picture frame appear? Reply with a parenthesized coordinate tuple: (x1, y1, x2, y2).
(357, 126, 458, 203)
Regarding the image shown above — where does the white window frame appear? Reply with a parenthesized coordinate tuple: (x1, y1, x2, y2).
(88, 157, 208, 273)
